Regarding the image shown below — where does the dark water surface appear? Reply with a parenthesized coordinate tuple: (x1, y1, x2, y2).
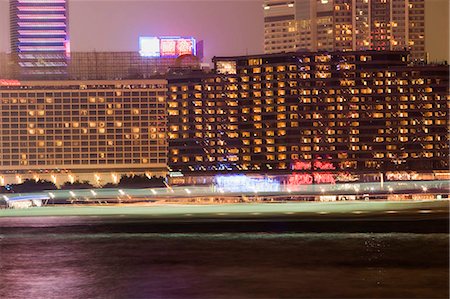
(0, 217, 448, 298)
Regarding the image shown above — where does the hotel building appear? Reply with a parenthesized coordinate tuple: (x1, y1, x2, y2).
(264, 0, 426, 61)
(9, 0, 70, 79)
(167, 51, 448, 182)
(0, 79, 168, 186)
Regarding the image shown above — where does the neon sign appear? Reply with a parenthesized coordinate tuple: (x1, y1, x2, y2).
(215, 175, 280, 193)
(287, 173, 335, 185)
(292, 161, 311, 170)
(139, 36, 196, 58)
(289, 159, 337, 185)
(313, 160, 335, 170)
(313, 172, 335, 184)
(160, 39, 177, 56)
(0, 80, 21, 86)
(288, 174, 313, 185)
(177, 39, 194, 56)
(292, 159, 336, 171)
(386, 172, 418, 181)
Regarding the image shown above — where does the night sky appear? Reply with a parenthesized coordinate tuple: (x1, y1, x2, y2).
(0, 0, 448, 63)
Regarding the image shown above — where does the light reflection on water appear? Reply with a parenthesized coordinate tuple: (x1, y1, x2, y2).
(0, 218, 448, 299)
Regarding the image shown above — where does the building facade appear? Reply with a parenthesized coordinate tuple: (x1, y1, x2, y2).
(263, 0, 426, 61)
(0, 53, 14, 79)
(0, 51, 202, 80)
(167, 51, 448, 180)
(0, 79, 168, 186)
(9, 0, 70, 79)
(68, 52, 201, 80)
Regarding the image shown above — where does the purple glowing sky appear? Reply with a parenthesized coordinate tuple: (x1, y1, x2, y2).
(0, 0, 448, 63)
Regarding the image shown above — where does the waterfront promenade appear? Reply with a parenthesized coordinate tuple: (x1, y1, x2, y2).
(1, 200, 448, 233)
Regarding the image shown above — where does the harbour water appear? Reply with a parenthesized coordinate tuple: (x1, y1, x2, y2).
(0, 216, 448, 298)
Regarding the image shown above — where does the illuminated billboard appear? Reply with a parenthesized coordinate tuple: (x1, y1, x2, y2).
(139, 36, 196, 58)
(214, 175, 281, 193)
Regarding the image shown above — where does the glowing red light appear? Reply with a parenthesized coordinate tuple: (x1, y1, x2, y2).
(160, 39, 176, 56)
(288, 174, 313, 185)
(0, 80, 21, 86)
(292, 161, 311, 170)
(292, 159, 335, 171)
(17, 6, 66, 11)
(313, 172, 336, 184)
(313, 160, 335, 170)
(177, 39, 193, 56)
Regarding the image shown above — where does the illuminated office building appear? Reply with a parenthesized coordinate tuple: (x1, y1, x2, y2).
(9, 0, 70, 79)
(167, 51, 448, 178)
(263, 0, 426, 61)
(0, 79, 167, 186)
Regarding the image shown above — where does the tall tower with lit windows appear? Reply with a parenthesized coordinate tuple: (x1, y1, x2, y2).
(9, 0, 70, 79)
(263, 0, 426, 61)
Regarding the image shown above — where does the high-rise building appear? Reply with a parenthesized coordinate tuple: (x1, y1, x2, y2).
(68, 52, 201, 80)
(9, 0, 70, 79)
(167, 51, 448, 179)
(263, 0, 426, 61)
(263, 1, 298, 53)
(0, 79, 168, 186)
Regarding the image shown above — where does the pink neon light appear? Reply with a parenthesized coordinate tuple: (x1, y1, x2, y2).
(17, 6, 66, 11)
(313, 160, 335, 170)
(18, 0, 65, 3)
(288, 174, 313, 185)
(160, 39, 177, 56)
(18, 15, 66, 20)
(292, 159, 336, 171)
(287, 172, 336, 186)
(19, 38, 66, 42)
(313, 172, 336, 184)
(0, 80, 21, 86)
(65, 40, 71, 58)
(177, 39, 194, 56)
(19, 22, 66, 27)
(19, 46, 66, 51)
(292, 161, 311, 170)
(19, 30, 66, 35)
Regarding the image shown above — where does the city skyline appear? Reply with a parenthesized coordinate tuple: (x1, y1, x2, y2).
(0, 0, 448, 64)
(264, 0, 428, 61)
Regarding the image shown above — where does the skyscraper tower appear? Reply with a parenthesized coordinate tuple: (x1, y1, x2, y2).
(263, 0, 426, 61)
(9, 0, 70, 79)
